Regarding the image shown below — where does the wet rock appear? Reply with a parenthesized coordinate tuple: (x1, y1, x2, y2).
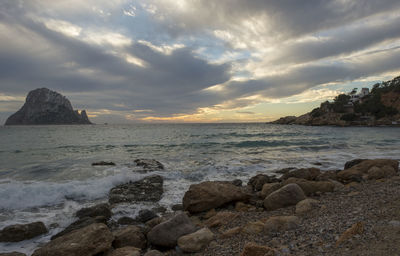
(337, 168, 363, 183)
(263, 184, 306, 210)
(106, 247, 140, 256)
(51, 216, 107, 240)
(147, 213, 197, 248)
(0, 222, 47, 242)
(344, 159, 367, 169)
(264, 216, 300, 233)
(260, 182, 281, 199)
(177, 228, 214, 252)
(134, 159, 164, 171)
(240, 242, 277, 256)
(144, 250, 164, 256)
(136, 209, 158, 223)
(92, 161, 116, 166)
(76, 203, 112, 220)
(338, 159, 399, 183)
(182, 181, 249, 213)
(295, 199, 319, 215)
(281, 167, 321, 181)
(282, 177, 335, 195)
(335, 222, 364, 247)
(113, 226, 147, 249)
(171, 204, 183, 211)
(32, 223, 113, 256)
(109, 175, 163, 204)
(204, 211, 239, 228)
(248, 174, 278, 191)
(118, 217, 138, 226)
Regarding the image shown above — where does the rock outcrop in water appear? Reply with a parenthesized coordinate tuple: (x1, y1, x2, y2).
(4, 88, 92, 125)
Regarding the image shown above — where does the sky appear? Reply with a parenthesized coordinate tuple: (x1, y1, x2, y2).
(1, 0, 400, 124)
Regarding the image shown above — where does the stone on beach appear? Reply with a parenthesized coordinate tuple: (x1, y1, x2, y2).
(143, 250, 164, 256)
(204, 211, 239, 228)
(112, 226, 147, 249)
(295, 198, 319, 214)
(147, 213, 197, 248)
(335, 222, 364, 247)
(282, 177, 335, 195)
(51, 216, 107, 240)
(264, 216, 300, 233)
(182, 181, 249, 213)
(338, 159, 399, 183)
(0, 222, 47, 242)
(105, 247, 140, 256)
(263, 183, 306, 210)
(281, 167, 321, 181)
(260, 182, 281, 199)
(177, 227, 214, 252)
(32, 223, 113, 256)
(248, 174, 278, 191)
(109, 175, 163, 204)
(75, 203, 112, 220)
(240, 242, 277, 256)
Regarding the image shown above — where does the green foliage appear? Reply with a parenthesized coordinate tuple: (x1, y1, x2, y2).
(332, 94, 350, 113)
(340, 113, 357, 121)
(311, 107, 324, 118)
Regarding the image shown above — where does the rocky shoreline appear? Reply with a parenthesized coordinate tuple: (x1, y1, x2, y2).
(1, 158, 400, 256)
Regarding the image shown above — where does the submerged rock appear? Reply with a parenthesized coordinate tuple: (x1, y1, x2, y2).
(109, 175, 163, 204)
(134, 159, 164, 171)
(92, 161, 116, 166)
(4, 88, 92, 125)
(147, 213, 197, 248)
(32, 223, 113, 256)
(0, 222, 47, 242)
(183, 181, 249, 213)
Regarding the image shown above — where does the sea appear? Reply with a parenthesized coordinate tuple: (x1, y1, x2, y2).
(1, 123, 400, 254)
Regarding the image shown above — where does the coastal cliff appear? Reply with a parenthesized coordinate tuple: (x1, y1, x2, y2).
(4, 88, 92, 125)
(271, 76, 400, 126)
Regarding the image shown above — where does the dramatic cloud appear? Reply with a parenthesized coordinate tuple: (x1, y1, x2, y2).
(0, 0, 400, 123)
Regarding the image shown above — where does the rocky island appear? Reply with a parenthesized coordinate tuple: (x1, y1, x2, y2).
(4, 88, 92, 125)
(271, 76, 400, 126)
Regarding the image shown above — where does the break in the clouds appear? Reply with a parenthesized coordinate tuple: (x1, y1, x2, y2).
(1, 0, 400, 123)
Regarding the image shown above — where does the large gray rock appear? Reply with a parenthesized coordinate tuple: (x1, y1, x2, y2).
(147, 213, 197, 248)
(32, 223, 113, 256)
(4, 88, 92, 125)
(109, 175, 163, 204)
(182, 181, 249, 213)
(0, 222, 47, 242)
(263, 184, 306, 210)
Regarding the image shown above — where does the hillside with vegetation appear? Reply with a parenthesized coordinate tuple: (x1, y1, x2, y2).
(272, 76, 400, 126)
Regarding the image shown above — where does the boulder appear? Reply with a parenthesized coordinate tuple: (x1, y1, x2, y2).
(134, 159, 164, 171)
(248, 174, 277, 191)
(295, 199, 319, 215)
(0, 222, 47, 242)
(367, 166, 386, 180)
(32, 223, 113, 256)
(281, 168, 321, 181)
(144, 250, 164, 256)
(282, 178, 335, 195)
(182, 181, 249, 213)
(5, 88, 92, 125)
(105, 247, 140, 256)
(344, 159, 367, 169)
(76, 203, 112, 220)
(260, 182, 281, 199)
(264, 216, 300, 233)
(338, 159, 399, 183)
(240, 242, 277, 256)
(136, 209, 158, 223)
(263, 184, 306, 210)
(113, 226, 147, 249)
(177, 228, 214, 252)
(51, 216, 107, 240)
(109, 175, 163, 204)
(147, 213, 197, 248)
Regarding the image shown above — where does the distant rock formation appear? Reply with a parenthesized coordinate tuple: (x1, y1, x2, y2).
(4, 88, 92, 125)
